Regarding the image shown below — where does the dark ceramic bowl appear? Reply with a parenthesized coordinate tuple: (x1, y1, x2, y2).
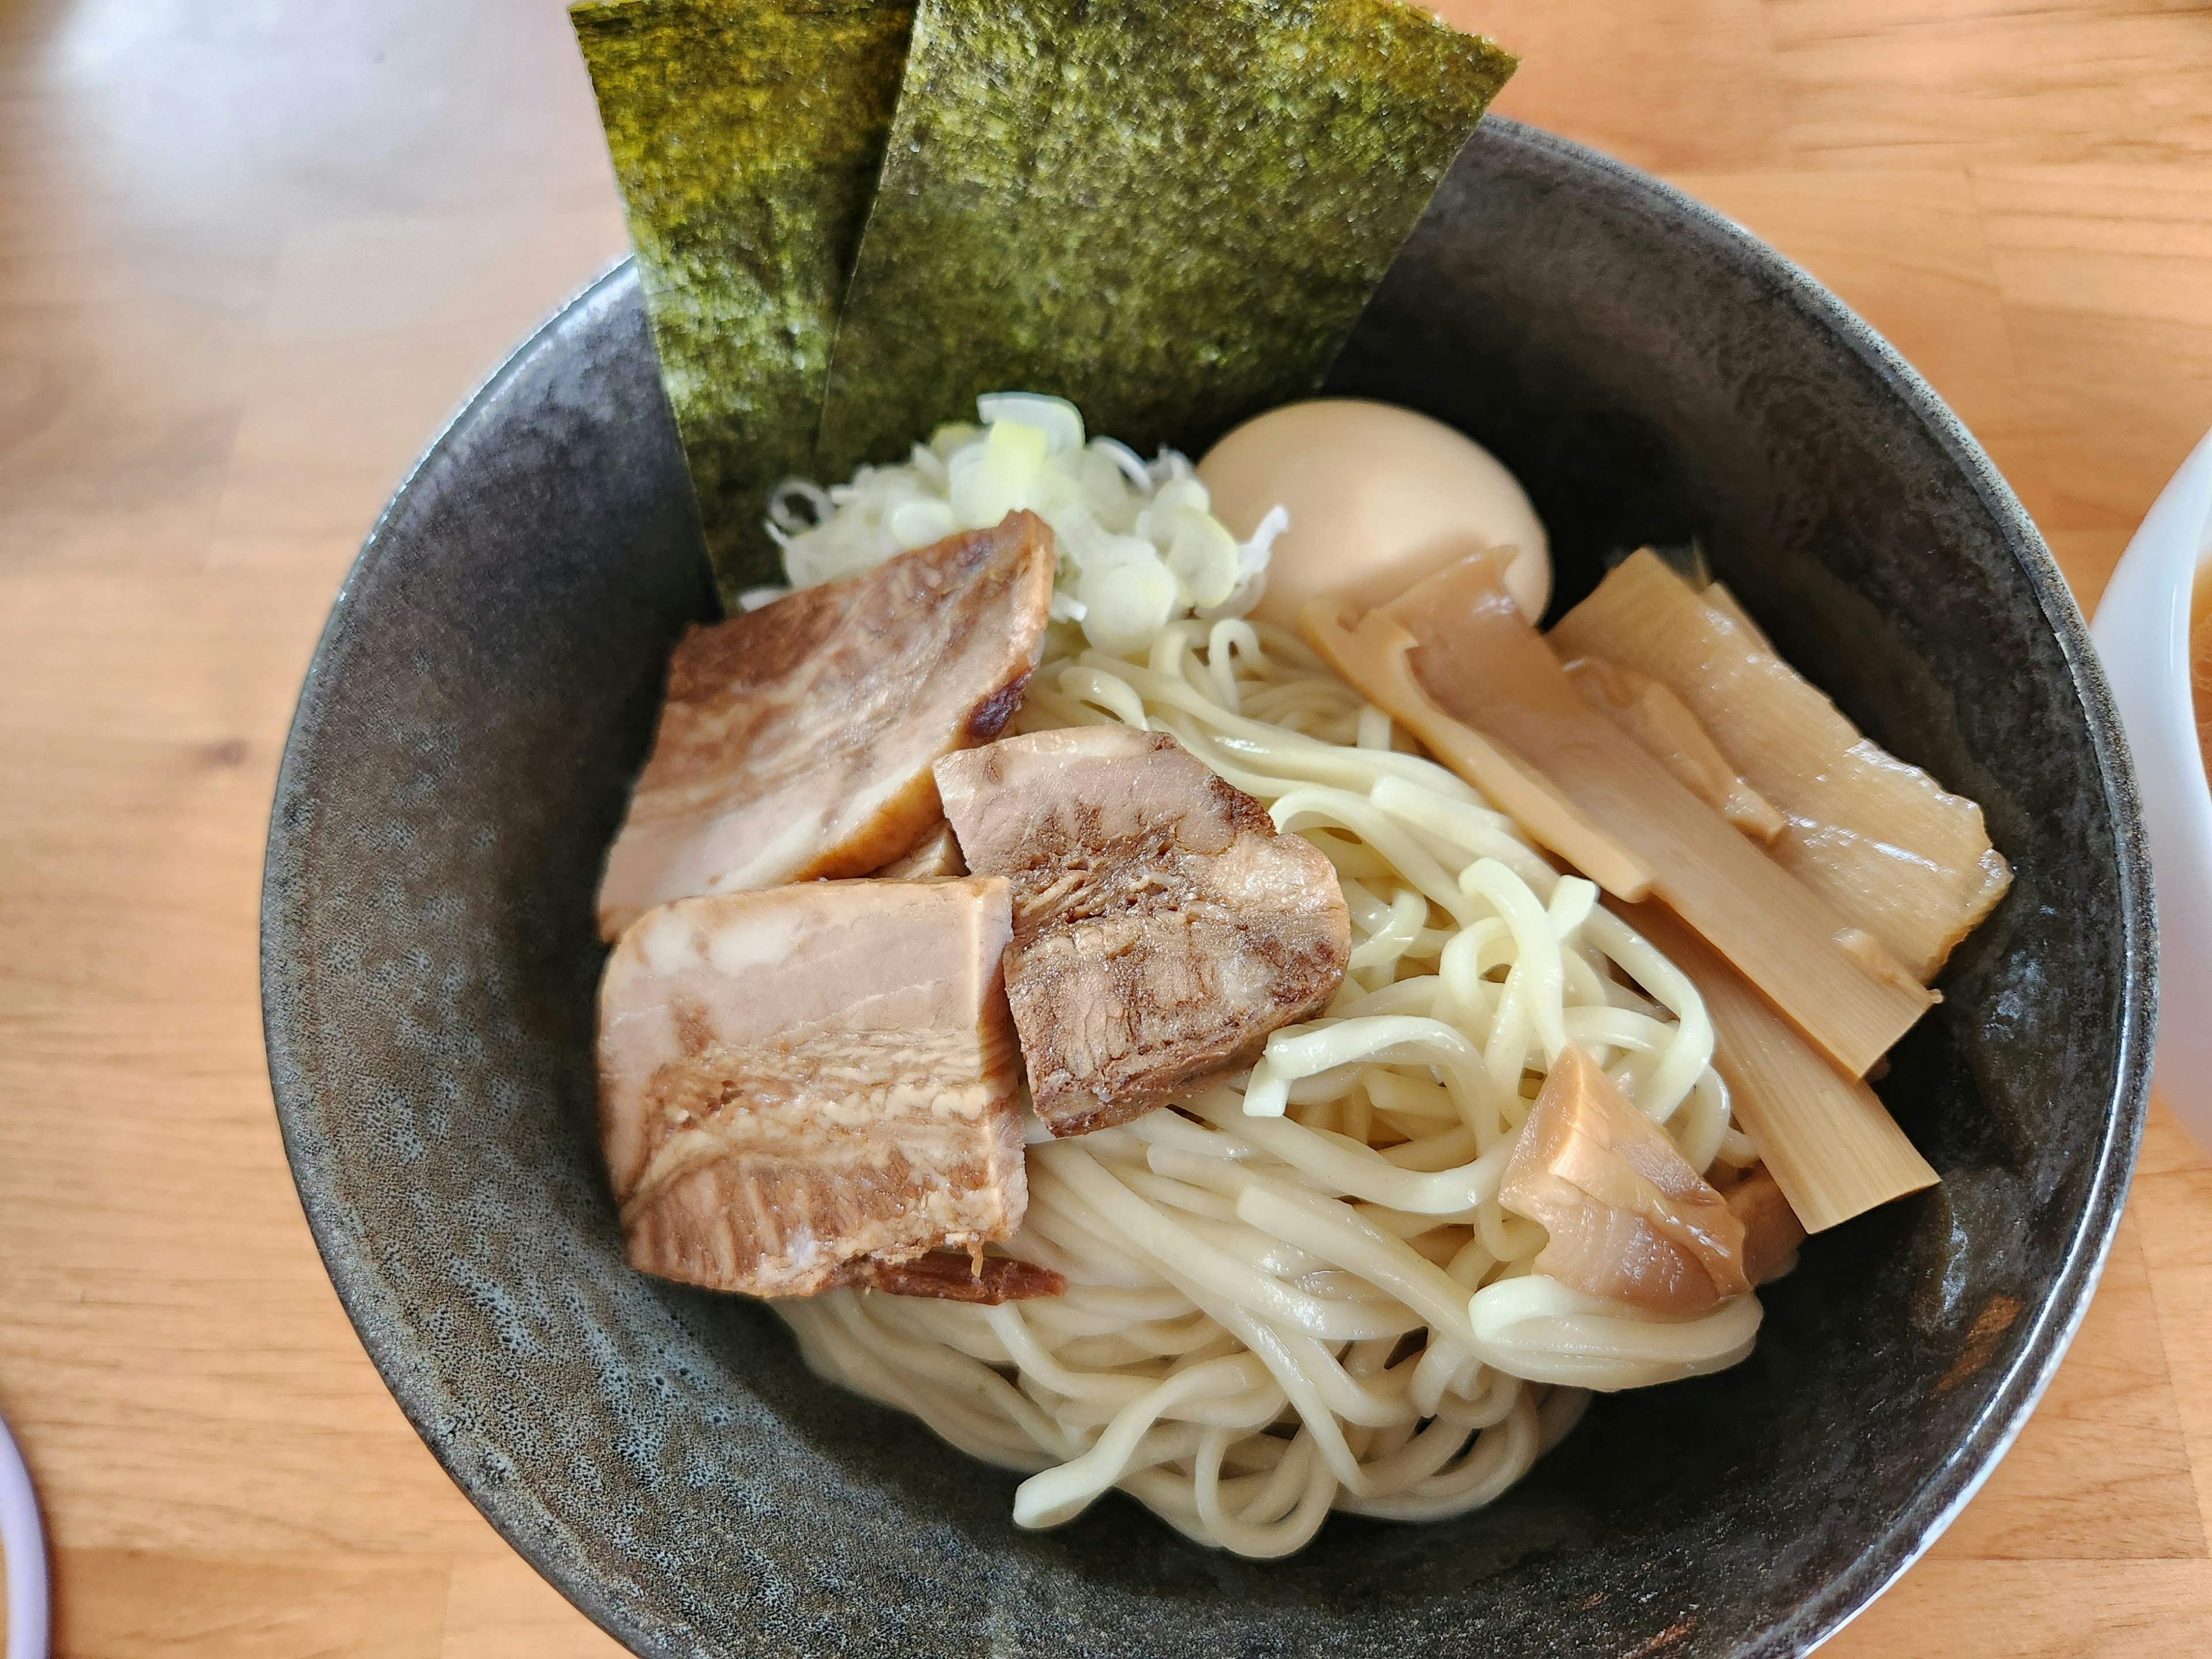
(262, 119, 2154, 1657)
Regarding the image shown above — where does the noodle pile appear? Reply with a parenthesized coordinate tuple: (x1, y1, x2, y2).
(776, 615, 1766, 1556)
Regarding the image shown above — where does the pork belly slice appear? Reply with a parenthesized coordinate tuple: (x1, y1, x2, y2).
(936, 727, 1351, 1137)
(1500, 1046, 1749, 1315)
(595, 512, 1054, 940)
(870, 819, 967, 880)
(844, 1252, 1065, 1303)
(597, 879, 1027, 1298)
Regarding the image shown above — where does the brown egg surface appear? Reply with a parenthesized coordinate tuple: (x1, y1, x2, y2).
(1197, 399, 1551, 628)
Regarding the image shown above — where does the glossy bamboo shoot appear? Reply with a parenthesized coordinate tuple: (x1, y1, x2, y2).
(1552, 551, 2011, 980)
(1564, 656, 1786, 842)
(1700, 579, 1771, 650)
(1624, 902, 1939, 1232)
(1355, 552, 1930, 1078)
(1301, 596, 1656, 899)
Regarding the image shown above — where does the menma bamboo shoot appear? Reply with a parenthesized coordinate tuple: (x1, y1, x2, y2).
(1301, 596, 1657, 900)
(1564, 656, 1786, 842)
(1357, 552, 1931, 1078)
(1552, 551, 2012, 982)
(1623, 902, 1939, 1233)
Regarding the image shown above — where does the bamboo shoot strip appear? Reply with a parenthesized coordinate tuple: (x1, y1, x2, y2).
(1301, 596, 1657, 900)
(572, 0, 916, 604)
(1563, 656, 1786, 843)
(1699, 580, 1772, 651)
(813, 0, 1516, 478)
(1620, 903, 1938, 1233)
(1380, 552, 1931, 1078)
(1551, 551, 2012, 981)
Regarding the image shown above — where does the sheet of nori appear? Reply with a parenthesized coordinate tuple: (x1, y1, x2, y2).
(813, 0, 1515, 478)
(573, 0, 916, 601)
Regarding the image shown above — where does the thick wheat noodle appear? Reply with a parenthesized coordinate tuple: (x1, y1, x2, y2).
(777, 618, 1766, 1555)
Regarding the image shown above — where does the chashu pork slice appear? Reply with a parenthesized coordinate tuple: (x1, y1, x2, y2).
(596, 512, 1054, 940)
(871, 819, 967, 880)
(935, 726, 1351, 1137)
(597, 878, 1028, 1298)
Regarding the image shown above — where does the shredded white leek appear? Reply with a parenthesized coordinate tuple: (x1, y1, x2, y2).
(768, 393, 1287, 654)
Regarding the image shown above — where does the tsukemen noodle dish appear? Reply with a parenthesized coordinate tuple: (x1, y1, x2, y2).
(572, 0, 2012, 1559)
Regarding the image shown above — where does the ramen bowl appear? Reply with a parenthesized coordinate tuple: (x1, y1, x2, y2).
(262, 119, 2153, 1657)
(2093, 429, 2212, 1150)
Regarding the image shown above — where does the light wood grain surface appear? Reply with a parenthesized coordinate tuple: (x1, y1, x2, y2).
(2, 0, 2208, 1652)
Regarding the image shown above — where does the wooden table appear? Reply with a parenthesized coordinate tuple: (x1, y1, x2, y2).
(2, 0, 2207, 1651)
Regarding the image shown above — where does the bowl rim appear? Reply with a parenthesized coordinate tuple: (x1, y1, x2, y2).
(260, 115, 2157, 1659)
(2090, 426, 2212, 872)
(2111, 431, 2212, 775)
(2092, 429, 2212, 1137)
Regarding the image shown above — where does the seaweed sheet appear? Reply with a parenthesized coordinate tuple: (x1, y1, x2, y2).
(574, 0, 915, 601)
(815, 0, 1515, 476)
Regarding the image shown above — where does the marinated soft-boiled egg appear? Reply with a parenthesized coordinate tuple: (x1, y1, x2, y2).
(1196, 399, 1551, 629)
